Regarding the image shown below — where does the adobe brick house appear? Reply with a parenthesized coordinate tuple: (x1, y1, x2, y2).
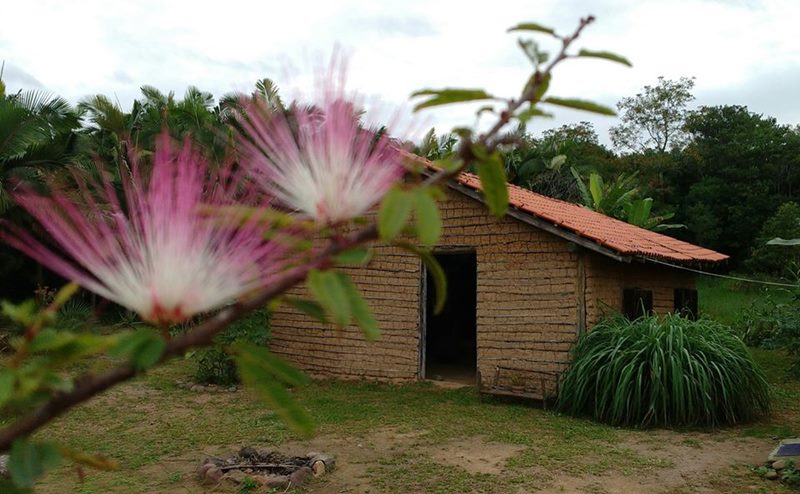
(269, 163, 727, 399)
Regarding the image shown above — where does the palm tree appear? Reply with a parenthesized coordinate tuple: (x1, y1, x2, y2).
(0, 81, 81, 213)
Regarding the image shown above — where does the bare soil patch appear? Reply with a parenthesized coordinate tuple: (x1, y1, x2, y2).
(533, 431, 776, 494)
(426, 437, 526, 475)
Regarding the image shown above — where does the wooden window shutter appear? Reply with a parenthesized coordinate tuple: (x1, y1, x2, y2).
(623, 288, 653, 320)
(674, 288, 699, 320)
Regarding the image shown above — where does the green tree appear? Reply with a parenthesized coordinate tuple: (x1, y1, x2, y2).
(572, 169, 639, 218)
(503, 122, 615, 202)
(747, 202, 800, 277)
(0, 86, 81, 212)
(672, 105, 800, 264)
(610, 76, 695, 154)
(571, 169, 683, 231)
(415, 128, 457, 161)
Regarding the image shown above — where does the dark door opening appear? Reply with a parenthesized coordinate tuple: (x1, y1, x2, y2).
(423, 251, 477, 384)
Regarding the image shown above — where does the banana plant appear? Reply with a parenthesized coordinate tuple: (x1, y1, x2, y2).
(571, 168, 639, 218)
(624, 198, 685, 232)
(572, 168, 683, 232)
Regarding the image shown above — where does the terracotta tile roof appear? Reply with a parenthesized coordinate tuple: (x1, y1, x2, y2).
(450, 171, 728, 264)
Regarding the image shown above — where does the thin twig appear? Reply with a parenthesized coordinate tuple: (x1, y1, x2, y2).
(219, 463, 298, 472)
(477, 15, 595, 152)
(0, 16, 596, 453)
(0, 227, 377, 452)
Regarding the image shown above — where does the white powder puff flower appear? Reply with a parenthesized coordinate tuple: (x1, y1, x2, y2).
(1, 134, 297, 326)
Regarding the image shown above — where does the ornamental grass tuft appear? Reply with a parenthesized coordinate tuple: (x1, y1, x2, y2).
(557, 314, 770, 427)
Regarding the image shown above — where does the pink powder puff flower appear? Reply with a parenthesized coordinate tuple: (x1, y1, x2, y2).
(237, 78, 407, 224)
(1, 134, 297, 326)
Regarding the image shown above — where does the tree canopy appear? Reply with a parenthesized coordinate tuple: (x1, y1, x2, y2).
(610, 76, 695, 154)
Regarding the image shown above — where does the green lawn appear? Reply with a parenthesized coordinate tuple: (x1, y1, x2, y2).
(698, 276, 794, 326)
(1, 277, 796, 492)
(14, 348, 797, 494)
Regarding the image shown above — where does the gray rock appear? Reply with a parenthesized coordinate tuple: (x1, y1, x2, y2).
(190, 384, 202, 392)
(765, 469, 779, 480)
(223, 470, 248, 485)
(772, 459, 788, 470)
(262, 474, 290, 489)
(0, 454, 8, 478)
(205, 457, 224, 467)
(239, 446, 258, 459)
(312, 460, 326, 477)
(289, 466, 313, 486)
(203, 466, 224, 484)
(196, 462, 215, 479)
(311, 453, 336, 470)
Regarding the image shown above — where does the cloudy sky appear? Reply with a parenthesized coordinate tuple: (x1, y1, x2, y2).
(1, 0, 798, 146)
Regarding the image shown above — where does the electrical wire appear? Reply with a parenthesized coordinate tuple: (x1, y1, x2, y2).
(645, 257, 800, 288)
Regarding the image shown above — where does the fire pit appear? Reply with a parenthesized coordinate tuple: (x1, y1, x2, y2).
(198, 447, 334, 490)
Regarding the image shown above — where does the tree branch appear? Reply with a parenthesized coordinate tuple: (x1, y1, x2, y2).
(0, 226, 378, 452)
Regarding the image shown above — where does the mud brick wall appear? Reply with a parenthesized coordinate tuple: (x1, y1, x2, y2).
(584, 255, 696, 327)
(269, 185, 696, 385)
(270, 187, 581, 382)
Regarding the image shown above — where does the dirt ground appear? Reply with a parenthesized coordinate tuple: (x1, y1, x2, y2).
(135, 427, 777, 494)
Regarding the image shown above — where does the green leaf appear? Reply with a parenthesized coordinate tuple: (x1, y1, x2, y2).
(395, 242, 448, 314)
(577, 49, 632, 67)
(335, 273, 380, 340)
(0, 478, 32, 493)
(233, 342, 309, 387)
(9, 440, 63, 488)
(414, 188, 442, 247)
(1, 300, 37, 327)
(58, 447, 119, 471)
(507, 22, 556, 35)
(530, 73, 551, 103)
(411, 88, 495, 111)
(549, 155, 567, 169)
(307, 269, 350, 327)
(50, 283, 79, 309)
(518, 39, 545, 66)
(286, 298, 327, 323)
(543, 97, 616, 116)
(234, 345, 313, 437)
(28, 330, 116, 364)
(204, 205, 315, 231)
(333, 248, 373, 266)
(27, 329, 72, 353)
(0, 370, 14, 408)
(476, 105, 495, 116)
(378, 188, 414, 241)
(432, 157, 463, 173)
(111, 328, 165, 370)
(475, 151, 509, 217)
(767, 237, 800, 246)
(516, 105, 553, 122)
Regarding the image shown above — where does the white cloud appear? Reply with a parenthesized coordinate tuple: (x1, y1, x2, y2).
(1, 0, 797, 145)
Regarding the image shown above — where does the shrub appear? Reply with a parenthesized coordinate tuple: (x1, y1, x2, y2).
(735, 290, 800, 377)
(557, 314, 770, 427)
(193, 309, 270, 385)
(746, 201, 800, 277)
(57, 298, 94, 331)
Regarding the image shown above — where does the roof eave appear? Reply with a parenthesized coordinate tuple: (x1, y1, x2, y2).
(447, 181, 633, 264)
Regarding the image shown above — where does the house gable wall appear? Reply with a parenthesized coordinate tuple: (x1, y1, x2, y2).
(269, 187, 580, 382)
(585, 255, 696, 327)
(269, 187, 696, 384)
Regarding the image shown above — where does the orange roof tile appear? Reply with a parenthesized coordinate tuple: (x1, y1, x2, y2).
(451, 171, 728, 264)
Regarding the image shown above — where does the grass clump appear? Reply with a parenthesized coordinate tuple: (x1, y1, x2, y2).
(557, 314, 770, 427)
(193, 309, 270, 385)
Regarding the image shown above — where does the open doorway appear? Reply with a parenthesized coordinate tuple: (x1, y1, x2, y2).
(422, 251, 477, 384)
